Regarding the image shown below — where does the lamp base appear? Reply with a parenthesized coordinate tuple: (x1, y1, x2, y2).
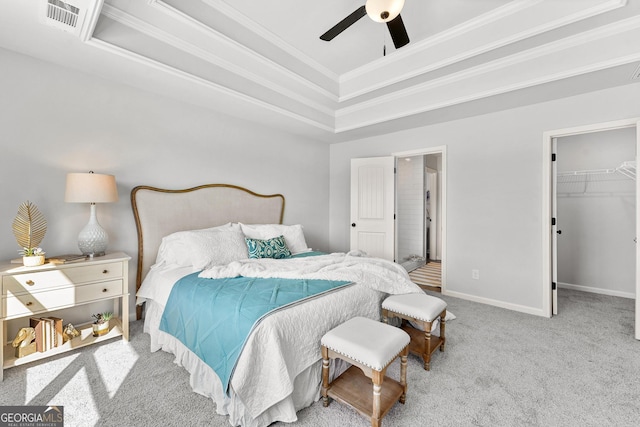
(78, 204, 108, 257)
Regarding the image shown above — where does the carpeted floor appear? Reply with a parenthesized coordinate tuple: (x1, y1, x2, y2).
(1, 289, 639, 427)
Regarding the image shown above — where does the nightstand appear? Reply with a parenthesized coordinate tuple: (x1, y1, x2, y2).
(0, 252, 130, 381)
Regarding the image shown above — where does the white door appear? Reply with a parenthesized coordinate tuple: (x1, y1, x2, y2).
(552, 137, 559, 315)
(350, 156, 395, 261)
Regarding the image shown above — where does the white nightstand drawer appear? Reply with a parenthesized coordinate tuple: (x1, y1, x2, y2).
(74, 279, 124, 303)
(64, 262, 123, 284)
(2, 262, 123, 296)
(2, 279, 123, 318)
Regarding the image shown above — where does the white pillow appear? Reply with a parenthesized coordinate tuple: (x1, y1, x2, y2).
(239, 223, 311, 255)
(155, 223, 247, 268)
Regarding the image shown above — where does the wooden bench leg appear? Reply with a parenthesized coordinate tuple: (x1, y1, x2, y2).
(372, 370, 384, 427)
(321, 346, 330, 407)
(423, 320, 432, 371)
(399, 347, 408, 404)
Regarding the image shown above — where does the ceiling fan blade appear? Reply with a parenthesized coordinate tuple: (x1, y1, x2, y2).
(386, 14, 410, 49)
(320, 5, 367, 41)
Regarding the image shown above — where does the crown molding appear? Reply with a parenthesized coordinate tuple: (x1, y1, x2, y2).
(146, 0, 339, 102)
(341, 0, 539, 83)
(86, 37, 335, 133)
(200, 0, 338, 81)
(339, 0, 628, 101)
(335, 15, 640, 132)
(338, 13, 640, 117)
(101, 3, 337, 117)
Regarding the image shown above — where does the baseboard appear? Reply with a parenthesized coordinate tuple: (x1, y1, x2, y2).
(558, 282, 635, 300)
(443, 290, 548, 317)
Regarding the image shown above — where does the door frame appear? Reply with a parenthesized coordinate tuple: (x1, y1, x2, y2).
(393, 145, 447, 293)
(541, 118, 640, 339)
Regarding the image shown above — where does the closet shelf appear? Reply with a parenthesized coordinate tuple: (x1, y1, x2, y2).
(557, 161, 635, 195)
(557, 161, 636, 182)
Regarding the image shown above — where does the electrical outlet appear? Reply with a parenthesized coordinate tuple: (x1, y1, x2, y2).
(472, 269, 480, 280)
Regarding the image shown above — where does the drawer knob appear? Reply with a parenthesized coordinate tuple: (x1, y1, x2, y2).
(26, 301, 33, 306)
(26, 280, 35, 286)
(103, 270, 108, 274)
(102, 288, 108, 293)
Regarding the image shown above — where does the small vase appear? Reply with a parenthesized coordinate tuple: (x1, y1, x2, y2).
(92, 321, 110, 337)
(23, 255, 45, 267)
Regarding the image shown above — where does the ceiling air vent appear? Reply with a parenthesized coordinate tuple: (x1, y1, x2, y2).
(41, 0, 103, 40)
(46, 0, 80, 29)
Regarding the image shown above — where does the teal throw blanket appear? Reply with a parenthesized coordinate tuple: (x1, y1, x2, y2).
(159, 273, 351, 393)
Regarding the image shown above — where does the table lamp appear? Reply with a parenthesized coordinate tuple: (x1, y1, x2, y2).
(65, 171, 118, 256)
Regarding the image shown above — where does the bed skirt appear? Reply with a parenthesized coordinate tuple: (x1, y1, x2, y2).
(144, 300, 351, 427)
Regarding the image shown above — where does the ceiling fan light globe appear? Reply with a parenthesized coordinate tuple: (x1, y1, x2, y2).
(365, 0, 405, 23)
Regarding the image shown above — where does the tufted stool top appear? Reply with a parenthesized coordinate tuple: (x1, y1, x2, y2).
(321, 317, 409, 371)
(382, 293, 447, 323)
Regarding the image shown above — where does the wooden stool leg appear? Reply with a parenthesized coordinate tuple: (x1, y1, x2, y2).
(321, 346, 330, 407)
(399, 347, 408, 404)
(422, 320, 432, 371)
(372, 370, 384, 427)
(440, 310, 446, 352)
(382, 308, 389, 324)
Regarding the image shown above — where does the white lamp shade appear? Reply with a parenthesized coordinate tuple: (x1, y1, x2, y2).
(365, 0, 405, 22)
(65, 172, 118, 203)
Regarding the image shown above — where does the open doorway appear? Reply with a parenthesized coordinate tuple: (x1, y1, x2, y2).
(395, 148, 446, 293)
(542, 118, 640, 340)
(556, 128, 636, 301)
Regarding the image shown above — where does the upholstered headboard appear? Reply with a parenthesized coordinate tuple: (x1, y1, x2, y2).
(131, 184, 285, 318)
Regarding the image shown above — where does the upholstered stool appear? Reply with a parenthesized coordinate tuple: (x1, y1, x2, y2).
(382, 293, 447, 371)
(321, 316, 410, 427)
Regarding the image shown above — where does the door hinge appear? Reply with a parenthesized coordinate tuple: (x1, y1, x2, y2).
(394, 213, 396, 220)
(552, 282, 557, 290)
(552, 153, 556, 161)
(552, 217, 556, 226)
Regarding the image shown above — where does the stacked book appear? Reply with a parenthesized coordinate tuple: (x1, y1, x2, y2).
(29, 317, 64, 352)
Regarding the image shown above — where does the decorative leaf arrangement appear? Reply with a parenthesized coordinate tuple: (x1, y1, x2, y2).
(12, 201, 47, 256)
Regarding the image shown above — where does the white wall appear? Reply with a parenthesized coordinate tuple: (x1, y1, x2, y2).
(557, 128, 636, 297)
(329, 83, 640, 315)
(0, 48, 331, 324)
(396, 155, 425, 263)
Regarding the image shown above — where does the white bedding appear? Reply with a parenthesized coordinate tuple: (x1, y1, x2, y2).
(137, 252, 423, 426)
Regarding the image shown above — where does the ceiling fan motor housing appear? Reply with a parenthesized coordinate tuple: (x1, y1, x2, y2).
(366, 0, 405, 23)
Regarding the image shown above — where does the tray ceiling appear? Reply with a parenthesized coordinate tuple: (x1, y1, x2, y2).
(1, 0, 640, 142)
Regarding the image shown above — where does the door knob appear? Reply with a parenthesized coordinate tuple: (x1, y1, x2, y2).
(351, 223, 356, 227)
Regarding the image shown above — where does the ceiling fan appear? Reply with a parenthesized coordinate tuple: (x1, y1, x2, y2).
(320, 0, 410, 49)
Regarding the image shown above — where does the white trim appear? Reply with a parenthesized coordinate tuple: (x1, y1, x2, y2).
(341, 0, 538, 85)
(558, 282, 635, 300)
(79, 0, 105, 42)
(339, 0, 627, 100)
(541, 117, 640, 319)
(338, 14, 640, 117)
(393, 146, 447, 293)
(445, 290, 547, 317)
(85, 38, 336, 133)
(145, 1, 339, 102)
(200, 0, 338, 81)
(103, 3, 338, 112)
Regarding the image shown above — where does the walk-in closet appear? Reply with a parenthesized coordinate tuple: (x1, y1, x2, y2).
(556, 127, 636, 298)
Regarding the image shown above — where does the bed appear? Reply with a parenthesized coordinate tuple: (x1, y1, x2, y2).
(131, 184, 423, 427)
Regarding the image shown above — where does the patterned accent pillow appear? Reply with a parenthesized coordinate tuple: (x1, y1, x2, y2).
(245, 235, 292, 259)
